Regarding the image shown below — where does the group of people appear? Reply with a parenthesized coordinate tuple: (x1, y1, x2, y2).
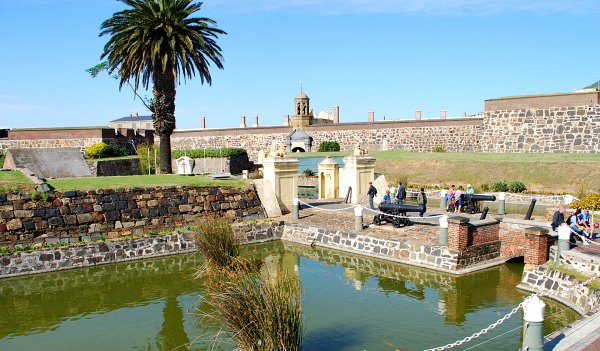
(445, 184, 475, 213)
(551, 206, 596, 244)
(367, 181, 427, 217)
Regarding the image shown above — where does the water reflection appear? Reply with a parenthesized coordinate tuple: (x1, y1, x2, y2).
(0, 242, 579, 351)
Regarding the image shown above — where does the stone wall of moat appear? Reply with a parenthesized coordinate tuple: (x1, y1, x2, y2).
(0, 233, 196, 278)
(0, 186, 263, 248)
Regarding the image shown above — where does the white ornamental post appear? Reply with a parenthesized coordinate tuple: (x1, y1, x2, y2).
(521, 295, 545, 351)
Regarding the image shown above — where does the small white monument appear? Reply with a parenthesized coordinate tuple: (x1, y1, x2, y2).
(343, 144, 375, 204)
(261, 144, 298, 213)
(318, 157, 339, 199)
(176, 156, 194, 175)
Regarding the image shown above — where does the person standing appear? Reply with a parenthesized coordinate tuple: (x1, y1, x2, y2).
(417, 188, 427, 217)
(396, 181, 406, 205)
(466, 184, 475, 194)
(454, 185, 463, 213)
(367, 182, 377, 209)
(551, 206, 566, 232)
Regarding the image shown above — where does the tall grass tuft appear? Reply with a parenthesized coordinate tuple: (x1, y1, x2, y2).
(207, 269, 303, 351)
(193, 216, 239, 271)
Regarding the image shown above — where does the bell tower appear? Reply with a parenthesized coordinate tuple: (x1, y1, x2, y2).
(292, 92, 312, 129)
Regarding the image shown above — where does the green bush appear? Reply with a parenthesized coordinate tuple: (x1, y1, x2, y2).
(492, 180, 508, 192)
(84, 142, 129, 159)
(0, 151, 4, 168)
(171, 148, 247, 159)
(478, 182, 491, 192)
(318, 141, 340, 152)
(302, 168, 315, 177)
(432, 146, 446, 153)
(508, 180, 527, 193)
(137, 142, 160, 175)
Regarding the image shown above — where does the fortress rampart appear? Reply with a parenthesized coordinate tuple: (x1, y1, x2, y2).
(1, 105, 599, 158)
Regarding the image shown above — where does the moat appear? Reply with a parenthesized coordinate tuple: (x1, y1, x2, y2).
(0, 241, 578, 351)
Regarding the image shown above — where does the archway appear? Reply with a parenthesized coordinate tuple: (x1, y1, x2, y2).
(292, 147, 305, 153)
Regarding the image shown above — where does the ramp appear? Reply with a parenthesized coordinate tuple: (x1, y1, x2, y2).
(3, 148, 92, 179)
(253, 179, 283, 218)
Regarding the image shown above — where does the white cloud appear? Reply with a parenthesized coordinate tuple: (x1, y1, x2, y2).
(213, 0, 600, 15)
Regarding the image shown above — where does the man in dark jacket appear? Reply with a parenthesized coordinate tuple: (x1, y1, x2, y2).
(551, 206, 566, 231)
(367, 182, 377, 209)
(396, 182, 406, 204)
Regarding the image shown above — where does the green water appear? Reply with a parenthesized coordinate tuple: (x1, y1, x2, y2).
(0, 242, 578, 351)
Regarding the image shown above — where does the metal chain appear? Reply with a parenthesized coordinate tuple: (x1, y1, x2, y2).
(568, 227, 600, 246)
(296, 200, 356, 212)
(297, 200, 443, 220)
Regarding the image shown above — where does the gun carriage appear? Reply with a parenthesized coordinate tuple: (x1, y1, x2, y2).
(448, 194, 496, 214)
(373, 202, 424, 228)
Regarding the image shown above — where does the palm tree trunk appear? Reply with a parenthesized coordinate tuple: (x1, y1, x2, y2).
(153, 68, 176, 174)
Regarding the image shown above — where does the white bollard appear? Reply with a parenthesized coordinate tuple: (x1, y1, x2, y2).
(564, 195, 574, 205)
(522, 295, 545, 351)
(354, 206, 363, 231)
(293, 198, 299, 222)
(498, 192, 506, 215)
(440, 190, 447, 210)
(439, 215, 449, 245)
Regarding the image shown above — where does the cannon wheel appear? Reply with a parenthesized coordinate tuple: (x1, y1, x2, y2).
(373, 215, 382, 225)
(392, 216, 403, 228)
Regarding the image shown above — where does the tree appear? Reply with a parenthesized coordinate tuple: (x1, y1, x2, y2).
(99, 0, 226, 173)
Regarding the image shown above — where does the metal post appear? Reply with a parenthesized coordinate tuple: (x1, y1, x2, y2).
(293, 198, 299, 222)
(522, 296, 545, 351)
(498, 192, 505, 215)
(440, 190, 447, 210)
(479, 206, 489, 220)
(525, 199, 537, 220)
(556, 224, 571, 263)
(439, 215, 448, 245)
(354, 206, 363, 232)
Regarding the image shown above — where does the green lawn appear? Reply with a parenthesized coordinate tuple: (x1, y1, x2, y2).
(0, 170, 32, 184)
(46, 174, 247, 192)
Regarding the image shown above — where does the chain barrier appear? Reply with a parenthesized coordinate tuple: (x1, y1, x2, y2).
(296, 200, 443, 220)
(296, 200, 356, 212)
(568, 227, 600, 246)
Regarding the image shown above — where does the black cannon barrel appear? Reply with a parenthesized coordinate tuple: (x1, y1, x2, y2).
(464, 194, 497, 202)
(378, 202, 424, 213)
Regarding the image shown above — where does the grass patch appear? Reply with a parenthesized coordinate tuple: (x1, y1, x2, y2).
(45, 174, 246, 192)
(0, 170, 32, 184)
(545, 262, 600, 290)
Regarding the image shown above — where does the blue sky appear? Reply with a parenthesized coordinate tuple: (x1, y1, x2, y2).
(1, 0, 599, 130)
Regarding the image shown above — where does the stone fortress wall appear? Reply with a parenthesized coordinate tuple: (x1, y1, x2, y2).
(1, 105, 599, 158)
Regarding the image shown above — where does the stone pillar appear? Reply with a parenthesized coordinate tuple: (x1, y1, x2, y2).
(524, 226, 549, 265)
(261, 157, 299, 213)
(415, 110, 422, 120)
(240, 116, 247, 128)
(253, 115, 259, 128)
(368, 111, 375, 123)
(283, 115, 291, 126)
(447, 216, 470, 252)
(440, 110, 447, 120)
(342, 155, 376, 204)
(201, 116, 206, 129)
(333, 106, 340, 123)
(318, 156, 339, 199)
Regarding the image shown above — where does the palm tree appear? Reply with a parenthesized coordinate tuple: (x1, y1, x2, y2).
(100, 0, 226, 173)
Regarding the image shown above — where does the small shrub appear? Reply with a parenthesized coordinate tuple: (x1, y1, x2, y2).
(41, 192, 50, 202)
(302, 168, 315, 177)
(0, 152, 4, 168)
(85, 142, 129, 159)
(492, 180, 508, 192)
(508, 180, 527, 193)
(478, 182, 491, 192)
(137, 142, 160, 175)
(318, 141, 340, 152)
(569, 193, 600, 211)
(432, 146, 446, 153)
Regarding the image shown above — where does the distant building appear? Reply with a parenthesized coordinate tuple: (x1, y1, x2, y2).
(485, 88, 600, 111)
(109, 115, 154, 136)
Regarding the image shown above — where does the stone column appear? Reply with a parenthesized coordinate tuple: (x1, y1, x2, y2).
(283, 115, 291, 126)
(342, 155, 376, 204)
(368, 111, 375, 123)
(253, 115, 259, 128)
(201, 116, 206, 129)
(261, 157, 299, 213)
(524, 226, 549, 265)
(240, 116, 247, 128)
(447, 216, 470, 252)
(318, 156, 339, 199)
(333, 106, 340, 123)
(440, 110, 447, 120)
(415, 110, 422, 120)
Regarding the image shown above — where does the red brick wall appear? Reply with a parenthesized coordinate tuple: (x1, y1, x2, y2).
(499, 222, 527, 259)
(469, 222, 499, 246)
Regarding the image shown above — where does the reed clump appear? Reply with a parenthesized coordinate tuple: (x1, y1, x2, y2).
(193, 216, 304, 351)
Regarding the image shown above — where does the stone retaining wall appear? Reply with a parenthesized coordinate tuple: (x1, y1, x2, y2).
(549, 246, 600, 276)
(0, 186, 264, 247)
(0, 233, 196, 278)
(519, 265, 600, 315)
(88, 158, 141, 177)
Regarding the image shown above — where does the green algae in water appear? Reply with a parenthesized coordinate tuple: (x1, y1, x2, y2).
(0, 241, 579, 351)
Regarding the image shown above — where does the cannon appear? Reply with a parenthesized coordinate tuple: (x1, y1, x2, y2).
(448, 194, 496, 214)
(373, 202, 425, 228)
